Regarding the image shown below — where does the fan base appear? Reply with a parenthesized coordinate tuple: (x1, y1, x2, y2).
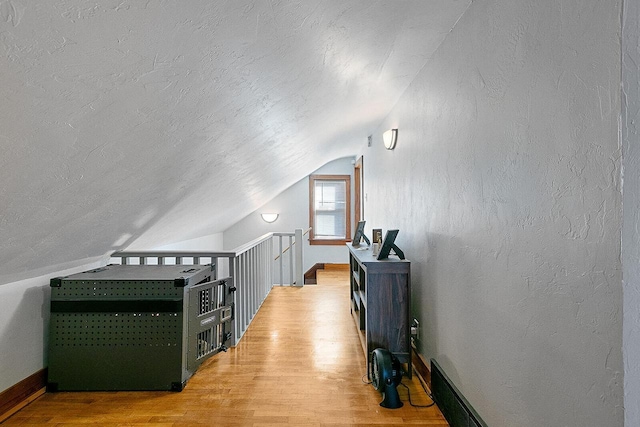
(380, 387, 403, 409)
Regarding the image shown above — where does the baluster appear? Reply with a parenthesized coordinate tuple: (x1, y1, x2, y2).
(295, 228, 303, 287)
(279, 236, 284, 286)
(288, 235, 294, 286)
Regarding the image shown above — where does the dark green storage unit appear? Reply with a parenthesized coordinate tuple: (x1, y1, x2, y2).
(48, 264, 234, 392)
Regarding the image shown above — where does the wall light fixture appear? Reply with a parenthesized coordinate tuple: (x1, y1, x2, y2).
(383, 129, 398, 150)
(261, 213, 279, 223)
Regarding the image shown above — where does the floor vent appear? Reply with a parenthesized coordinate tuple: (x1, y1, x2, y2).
(431, 359, 488, 427)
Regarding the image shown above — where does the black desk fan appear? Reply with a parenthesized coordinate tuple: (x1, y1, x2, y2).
(371, 348, 404, 408)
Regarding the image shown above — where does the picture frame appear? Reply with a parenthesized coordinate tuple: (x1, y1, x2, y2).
(372, 228, 382, 245)
(376, 229, 405, 260)
(352, 220, 370, 246)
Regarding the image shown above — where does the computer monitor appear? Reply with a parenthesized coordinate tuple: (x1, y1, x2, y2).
(352, 220, 370, 246)
(376, 229, 405, 260)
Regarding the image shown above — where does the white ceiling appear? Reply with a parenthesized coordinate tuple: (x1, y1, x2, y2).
(0, 0, 470, 282)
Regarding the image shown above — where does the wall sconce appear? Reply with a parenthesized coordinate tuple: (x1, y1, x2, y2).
(383, 129, 398, 150)
(261, 213, 279, 223)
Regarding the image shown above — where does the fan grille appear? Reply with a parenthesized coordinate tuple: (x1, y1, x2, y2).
(372, 352, 382, 390)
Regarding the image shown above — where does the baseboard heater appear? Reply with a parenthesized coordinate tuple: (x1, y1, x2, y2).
(431, 359, 488, 427)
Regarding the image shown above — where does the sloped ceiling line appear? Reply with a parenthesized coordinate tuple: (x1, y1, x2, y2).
(0, 0, 470, 284)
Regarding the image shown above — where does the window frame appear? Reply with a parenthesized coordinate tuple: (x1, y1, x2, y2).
(308, 174, 351, 245)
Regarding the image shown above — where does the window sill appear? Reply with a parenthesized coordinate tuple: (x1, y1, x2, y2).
(309, 239, 350, 246)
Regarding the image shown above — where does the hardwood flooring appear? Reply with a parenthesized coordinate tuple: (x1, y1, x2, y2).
(3, 269, 447, 426)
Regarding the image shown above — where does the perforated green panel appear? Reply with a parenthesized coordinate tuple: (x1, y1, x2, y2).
(50, 312, 182, 348)
(47, 265, 235, 392)
(51, 280, 182, 300)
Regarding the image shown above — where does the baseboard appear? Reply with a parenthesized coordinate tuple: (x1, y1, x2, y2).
(411, 341, 431, 390)
(431, 359, 487, 427)
(304, 263, 349, 284)
(323, 263, 349, 271)
(304, 263, 324, 284)
(0, 369, 47, 423)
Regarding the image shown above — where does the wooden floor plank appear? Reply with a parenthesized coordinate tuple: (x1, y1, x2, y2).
(4, 269, 447, 426)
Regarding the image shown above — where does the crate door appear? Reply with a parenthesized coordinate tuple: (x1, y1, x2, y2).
(187, 277, 233, 373)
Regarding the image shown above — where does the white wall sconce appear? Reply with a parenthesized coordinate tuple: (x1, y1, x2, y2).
(383, 129, 398, 150)
(261, 213, 279, 223)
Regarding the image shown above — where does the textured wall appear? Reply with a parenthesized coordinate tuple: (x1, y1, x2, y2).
(363, 1, 623, 426)
(0, 1, 470, 284)
(135, 233, 224, 252)
(223, 157, 355, 278)
(0, 260, 103, 393)
(622, 0, 640, 425)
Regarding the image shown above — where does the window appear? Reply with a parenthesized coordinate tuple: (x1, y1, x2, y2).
(309, 174, 351, 245)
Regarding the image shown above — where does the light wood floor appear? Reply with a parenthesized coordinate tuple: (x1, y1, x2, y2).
(4, 269, 447, 426)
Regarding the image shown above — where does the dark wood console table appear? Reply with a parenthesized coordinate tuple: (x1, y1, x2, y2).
(347, 243, 411, 378)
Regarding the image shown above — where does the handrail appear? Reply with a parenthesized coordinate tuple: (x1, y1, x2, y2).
(111, 250, 235, 259)
(111, 229, 308, 262)
(230, 232, 273, 256)
(111, 234, 275, 261)
(273, 227, 311, 261)
(109, 228, 307, 347)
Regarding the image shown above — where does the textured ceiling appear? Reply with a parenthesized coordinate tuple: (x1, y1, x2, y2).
(0, 0, 470, 283)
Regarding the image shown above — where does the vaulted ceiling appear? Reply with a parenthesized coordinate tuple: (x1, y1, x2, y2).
(0, 0, 470, 283)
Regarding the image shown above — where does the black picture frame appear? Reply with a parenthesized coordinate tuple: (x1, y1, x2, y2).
(352, 220, 370, 246)
(376, 229, 405, 260)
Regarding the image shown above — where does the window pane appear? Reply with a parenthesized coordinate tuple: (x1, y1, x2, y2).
(313, 180, 347, 239)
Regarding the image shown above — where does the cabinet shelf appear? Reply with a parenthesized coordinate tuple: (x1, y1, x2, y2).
(347, 244, 411, 378)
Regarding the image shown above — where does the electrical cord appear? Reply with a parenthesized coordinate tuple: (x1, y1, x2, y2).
(361, 373, 372, 384)
(363, 367, 436, 408)
(400, 366, 436, 408)
(399, 382, 435, 408)
(405, 366, 437, 407)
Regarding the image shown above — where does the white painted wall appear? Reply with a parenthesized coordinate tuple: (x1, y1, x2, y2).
(150, 233, 224, 251)
(0, 1, 472, 274)
(223, 157, 356, 281)
(622, 1, 640, 425)
(0, 259, 104, 393)
(363, 1, 623, 426)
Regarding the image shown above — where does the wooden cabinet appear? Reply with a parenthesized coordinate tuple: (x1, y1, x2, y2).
(347, 244, 411, 377)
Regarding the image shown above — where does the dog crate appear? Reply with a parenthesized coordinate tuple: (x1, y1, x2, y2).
(47, 264, 234, 391)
